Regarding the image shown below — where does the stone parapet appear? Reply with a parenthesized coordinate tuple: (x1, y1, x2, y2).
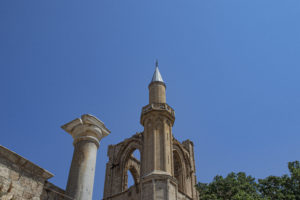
(140, 103, 175, 125)
(0, 145, 53, 180)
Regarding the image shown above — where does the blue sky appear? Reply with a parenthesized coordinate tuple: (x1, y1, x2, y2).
(1, 0, 300, 199)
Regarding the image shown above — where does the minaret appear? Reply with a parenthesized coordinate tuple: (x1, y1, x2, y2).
(140, 62, 177, 200)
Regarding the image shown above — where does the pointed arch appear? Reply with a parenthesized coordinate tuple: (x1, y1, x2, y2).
(173, 150, 184, 192)
(115, 137, 142, 192)
(115, 137, 142, 167)
(173, 140, 192, 176)
(173, 140, 193, 194)
(123, 154, 140, 190)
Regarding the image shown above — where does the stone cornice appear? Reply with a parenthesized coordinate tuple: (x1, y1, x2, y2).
(0, 145, 53, 180)
(141, 170, 177, 184)
(140, 103, 175, 125)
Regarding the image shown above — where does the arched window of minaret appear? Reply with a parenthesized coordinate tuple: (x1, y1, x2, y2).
(173, 150, 184, 192)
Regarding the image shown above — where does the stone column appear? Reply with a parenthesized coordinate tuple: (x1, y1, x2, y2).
(62, 114, 110, 200)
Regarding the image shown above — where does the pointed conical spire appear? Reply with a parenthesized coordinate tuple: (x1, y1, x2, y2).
(151, 60, 164, 83)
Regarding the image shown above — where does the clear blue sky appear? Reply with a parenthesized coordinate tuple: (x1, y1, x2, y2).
(1, 1, 300, 199)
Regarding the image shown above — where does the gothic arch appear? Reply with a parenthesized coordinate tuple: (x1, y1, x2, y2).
(173, 140, 192, 176)
(114, 137, 142, 192)
(173, 150, 184, 192)
(123, 154, 140, 191)
(173, 140, 192, 193)
(115, 137, 142, 166)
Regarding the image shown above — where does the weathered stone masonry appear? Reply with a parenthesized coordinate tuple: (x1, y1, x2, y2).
(0, 145, 71, 200)
(103, 134, 199, 200)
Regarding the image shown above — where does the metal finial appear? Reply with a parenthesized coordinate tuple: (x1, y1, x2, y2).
(151, 60, 164, 83)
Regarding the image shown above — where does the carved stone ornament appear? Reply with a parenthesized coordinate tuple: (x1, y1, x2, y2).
(61, 114, 111, 148)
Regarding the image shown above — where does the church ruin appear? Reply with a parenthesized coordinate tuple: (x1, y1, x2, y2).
(0, 63, 199, 200)
(103, 64, 199, 200)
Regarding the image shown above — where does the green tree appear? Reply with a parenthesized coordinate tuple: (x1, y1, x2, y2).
(196, 172, 263, 200)
(196, 161, 300, 200)
(258, 161, 300, 200)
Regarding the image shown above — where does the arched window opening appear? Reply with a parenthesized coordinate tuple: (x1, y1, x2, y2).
(122, 148, 141, 192)
(124, 165, 139, 190)
(132, 149, 140, 161)
(127, 169, 135, 189)
(173, 151, 183, 192)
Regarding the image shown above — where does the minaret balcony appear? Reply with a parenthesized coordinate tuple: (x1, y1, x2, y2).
(140, 103, 175, 125)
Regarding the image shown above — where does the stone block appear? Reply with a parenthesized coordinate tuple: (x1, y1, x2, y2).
(0, 164, 10, 179)
(22, 191, 34, 199)
(11, 182, 24, 197)
(9, 170, 20, 181)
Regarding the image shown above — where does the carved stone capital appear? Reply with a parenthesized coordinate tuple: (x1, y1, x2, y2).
(61, 114, 110, 148)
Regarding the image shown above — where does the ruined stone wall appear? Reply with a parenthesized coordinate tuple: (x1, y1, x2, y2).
(178, 191, 193, 200)
(104, 185, 139, 200)
(0, 162, 44, 200)
(172, 139, 199, 200)
(0, 145, 52, 200)
(103, 133, 142, 199)
(103, 134, 199, 200)
(0, 145, 71, 200)
(41, 181, 73, 200)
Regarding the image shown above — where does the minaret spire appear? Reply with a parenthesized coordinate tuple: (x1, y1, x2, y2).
(148, 60, 166, 104)
(151, 60, 164, 83)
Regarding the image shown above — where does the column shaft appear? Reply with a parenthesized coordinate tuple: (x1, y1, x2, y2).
(66, 140, 98, 200)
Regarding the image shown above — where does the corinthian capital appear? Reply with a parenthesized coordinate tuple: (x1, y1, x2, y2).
(61, 114, 110, 148)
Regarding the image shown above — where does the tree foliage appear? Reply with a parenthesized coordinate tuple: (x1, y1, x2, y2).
(196, 161, 300, 200)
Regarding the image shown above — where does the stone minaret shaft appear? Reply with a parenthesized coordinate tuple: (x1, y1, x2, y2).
(141, 67, 174, 176)
(140, 64, 176, 200)
(62, 114, 110, 200)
